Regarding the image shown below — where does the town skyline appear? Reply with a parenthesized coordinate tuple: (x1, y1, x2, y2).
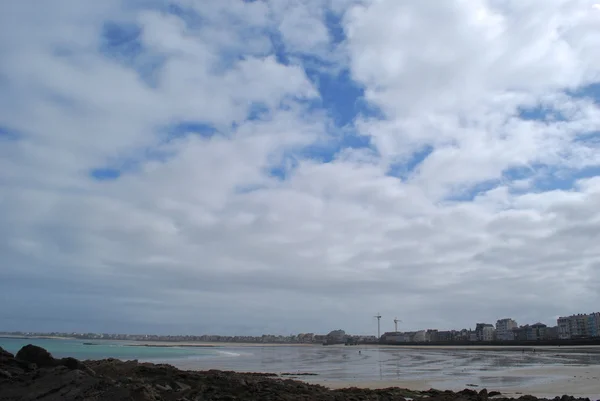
(3, 310, 598, 344)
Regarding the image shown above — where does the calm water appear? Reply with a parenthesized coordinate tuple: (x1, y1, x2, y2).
(3, 338, 600, 392)
(0, 337, 221, 362)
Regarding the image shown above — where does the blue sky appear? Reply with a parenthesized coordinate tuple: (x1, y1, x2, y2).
(89, 2, 600, 193)
(1, 0, 600, 335)
(90, 3, 382, 183)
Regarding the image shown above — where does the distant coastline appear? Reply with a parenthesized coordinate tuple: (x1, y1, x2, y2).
(126, 340, 316, 348)
(6, 332, 600, 349)
(80, 341, 216, 348)
(0, 335, 75, 340)
(0, 335, 315, 348)
(126, 343, 215, 348)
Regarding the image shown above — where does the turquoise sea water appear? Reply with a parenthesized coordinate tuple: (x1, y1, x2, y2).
(0, 337, 219, 362)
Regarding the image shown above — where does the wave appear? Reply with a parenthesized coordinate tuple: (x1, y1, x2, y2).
(216, 350, 243, 357)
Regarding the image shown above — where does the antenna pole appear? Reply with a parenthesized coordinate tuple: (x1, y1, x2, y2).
(393, 317, 402, 333)
(375, 313, 382, 338)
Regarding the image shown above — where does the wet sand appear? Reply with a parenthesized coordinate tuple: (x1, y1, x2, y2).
(169, 345, 600, 398)
(307, 354, 600, 398)
(312, 365, 600, 399)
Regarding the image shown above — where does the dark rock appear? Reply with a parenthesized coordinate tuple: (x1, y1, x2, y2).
(459, 388, 479, 396)
(489, 391, 502, 397)
(518, 396, 540, 401)
(58, 357, 96, 376)
(0, 346, 14, 360)
(176, 381, 192, 391)
(155, 383, 172, 391)
(15, 344, 57, 367)
(59, 357, 81, 370)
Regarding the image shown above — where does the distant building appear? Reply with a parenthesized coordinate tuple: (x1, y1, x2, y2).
(297, 333, 314, 343)
(527, 323, 547, 341)
(572, 314, 589, 338)
(482, 326, 495, 342)
(313, 334, 327, 343)
(426, 329, 438, 342)
(545, 326, 559, 340)
(587, 313, 600, 337)
(352, 335, 377, 343)
(413, 330, 427, 342)
(436, 331, 453, 342)
(557, 313, 596, 339)
(454, 329, 470, 341)
(381, 332, 404, 343)
(557, 316, 571, 339)
(475, 323, 494, 341)
(496, 318, 518, 341)
(512, 325, 529, 341)
(325, 329, 346, 344)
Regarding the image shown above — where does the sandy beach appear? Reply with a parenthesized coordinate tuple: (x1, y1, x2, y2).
(375, 344, 600, 352)
(311, 365, 600, 398)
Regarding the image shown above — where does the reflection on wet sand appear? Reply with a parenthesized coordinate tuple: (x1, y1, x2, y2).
(171, 345, 600, 398)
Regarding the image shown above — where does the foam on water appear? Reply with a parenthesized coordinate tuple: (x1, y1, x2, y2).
(216, 350, 243, 357)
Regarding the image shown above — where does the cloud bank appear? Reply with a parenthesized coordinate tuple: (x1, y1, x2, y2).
(1, 0, 600, 335)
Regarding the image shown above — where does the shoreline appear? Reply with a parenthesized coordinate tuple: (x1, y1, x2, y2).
(5, 335, 600, 352)
(126, 343, 215, 348)
(0, 335, 76, 340)
(128, 340, 317, 348)
(307, 364, 600, 399)
(0, 336, 317, 347)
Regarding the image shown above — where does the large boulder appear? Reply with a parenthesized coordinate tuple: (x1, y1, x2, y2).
(0, 346, 14, 360)
(59, 357, 96, 376)
(15, 344, 57, 367)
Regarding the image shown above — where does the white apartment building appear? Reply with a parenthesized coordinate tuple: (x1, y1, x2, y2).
(413, 330, 427, 342)
(482, 326, 495, 342)
(587, 312, 600, 337)
(558, 316, 571, 339)
(496, 318, 518, 341)
(558, 313, 594, 339)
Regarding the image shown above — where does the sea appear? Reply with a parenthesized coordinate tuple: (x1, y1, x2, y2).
(3, 337, 600, 394)
(0, 337, 226, 363)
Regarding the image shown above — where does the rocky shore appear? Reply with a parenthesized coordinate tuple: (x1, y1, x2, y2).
(0, 345, 596, 401)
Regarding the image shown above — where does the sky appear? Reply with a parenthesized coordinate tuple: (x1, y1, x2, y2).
(1, 0, 600, 337)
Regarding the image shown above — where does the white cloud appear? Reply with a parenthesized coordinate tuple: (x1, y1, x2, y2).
(277, 2, 331, 54)
(1, 0, 600, 336)
(346, 0, 600, 115)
